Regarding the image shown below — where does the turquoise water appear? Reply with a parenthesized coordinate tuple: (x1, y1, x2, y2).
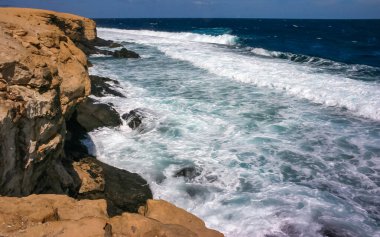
(87, 28, 380, 237)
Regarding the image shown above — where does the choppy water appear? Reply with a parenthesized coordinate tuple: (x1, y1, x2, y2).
(87, 20, 380, 237)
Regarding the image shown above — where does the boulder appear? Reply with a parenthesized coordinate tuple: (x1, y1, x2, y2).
(76, 97, 122, 132)
(122, 108, 158, 133)
(174, 166, 202, 181)
(113, 48, 140, 58)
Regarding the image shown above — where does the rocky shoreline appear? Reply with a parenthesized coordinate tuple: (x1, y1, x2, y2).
(0, 8, 223, 236)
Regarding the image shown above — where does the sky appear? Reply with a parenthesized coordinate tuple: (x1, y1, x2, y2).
(1, 0, 380, 19)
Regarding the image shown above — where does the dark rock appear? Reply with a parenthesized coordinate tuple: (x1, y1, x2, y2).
(76, 97, 122, 132)
(121, 108, 157, 133)
(113, 48, 140, 58)
(174, 167, 202, 181)
(77, 157, 153, 217)
(89, 75, 125, 97)
(122, 109, 145, 130)
(109, 42, 123, 48)
(64, 110, 91, 160)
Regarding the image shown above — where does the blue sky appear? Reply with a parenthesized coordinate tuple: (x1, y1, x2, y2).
(1, 0, 380, 19)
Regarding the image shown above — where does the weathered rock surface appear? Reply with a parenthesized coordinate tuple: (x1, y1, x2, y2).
(0, 195, 224, 237)
(0, 8, 93, 196)
(76, 97, 122, 132)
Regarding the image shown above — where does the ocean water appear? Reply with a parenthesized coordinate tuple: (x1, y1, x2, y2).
(88, 19, 380, 237)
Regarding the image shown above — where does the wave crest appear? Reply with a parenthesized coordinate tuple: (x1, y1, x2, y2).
(98, 28, 238, 45)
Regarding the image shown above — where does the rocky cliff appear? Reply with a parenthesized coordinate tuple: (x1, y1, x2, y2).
(0, 7, 223, 237)
(0, 8, 96, 195)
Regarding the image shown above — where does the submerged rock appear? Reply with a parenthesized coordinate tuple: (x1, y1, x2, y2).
(122, 109, 144, 129)
(90, 75, 125, 97)
(113, 48, 140, 58)
(174, 166, 202, 181)
(76, 97, 122, 132)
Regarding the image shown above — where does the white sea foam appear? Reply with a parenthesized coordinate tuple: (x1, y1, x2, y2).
(98, 28, 380, 121)
(98, 27, 238, 45)
(89, 28, 380, 237)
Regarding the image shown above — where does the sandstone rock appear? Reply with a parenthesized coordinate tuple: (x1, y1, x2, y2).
(110, 213, 197, 237)
(113, 48, 140, 58)
(0, 8, 92, 195)
(0, 195, 223, 237)
(76, 97, 122, 132)
(139, 199, 224, 237)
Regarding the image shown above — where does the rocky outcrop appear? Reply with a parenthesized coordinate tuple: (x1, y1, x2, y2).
(0, 195, 223, 237)
(0, 8, 93, 195)
(0, 8, 224, 236)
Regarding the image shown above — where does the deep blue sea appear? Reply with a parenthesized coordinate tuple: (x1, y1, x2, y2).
(88, 19, 380, 237)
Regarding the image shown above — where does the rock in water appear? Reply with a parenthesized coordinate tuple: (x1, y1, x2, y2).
(122, 109, 144, 130)
(76, 97, 122, 132)
(122, 108, 157, 133)
(90, 75, 125, 97)
(174, 167, 202, 181)
(113, 48, 140, 58)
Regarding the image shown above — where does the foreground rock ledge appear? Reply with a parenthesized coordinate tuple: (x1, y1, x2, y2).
(0, 194, 223, 237)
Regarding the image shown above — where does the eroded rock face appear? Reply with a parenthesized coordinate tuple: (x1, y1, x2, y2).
(0, 8, 93, 195)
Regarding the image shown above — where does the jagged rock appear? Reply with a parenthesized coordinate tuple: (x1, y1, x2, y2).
(174, 166, 202, 181)
(90, 75, 125, 97)
(76, 97, 122, 132)
(113, 48, 140, 58)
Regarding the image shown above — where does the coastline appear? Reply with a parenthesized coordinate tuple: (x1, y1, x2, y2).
(0, 8, 223, 237)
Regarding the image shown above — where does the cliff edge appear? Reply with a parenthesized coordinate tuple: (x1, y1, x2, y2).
(0, 8, 223, 237)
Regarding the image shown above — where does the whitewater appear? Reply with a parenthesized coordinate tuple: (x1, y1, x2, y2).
(87, 27, 380, 237)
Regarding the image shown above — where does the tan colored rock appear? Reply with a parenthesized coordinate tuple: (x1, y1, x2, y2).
(0, 8, 94, 196)
(139, 200, 224, 237)
(73, 158, 105, 194)
(0, 195, 224, 237)
(110, 213, 197, 237)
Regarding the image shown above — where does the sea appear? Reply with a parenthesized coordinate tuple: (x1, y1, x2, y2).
(87, 19, 380, 237)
